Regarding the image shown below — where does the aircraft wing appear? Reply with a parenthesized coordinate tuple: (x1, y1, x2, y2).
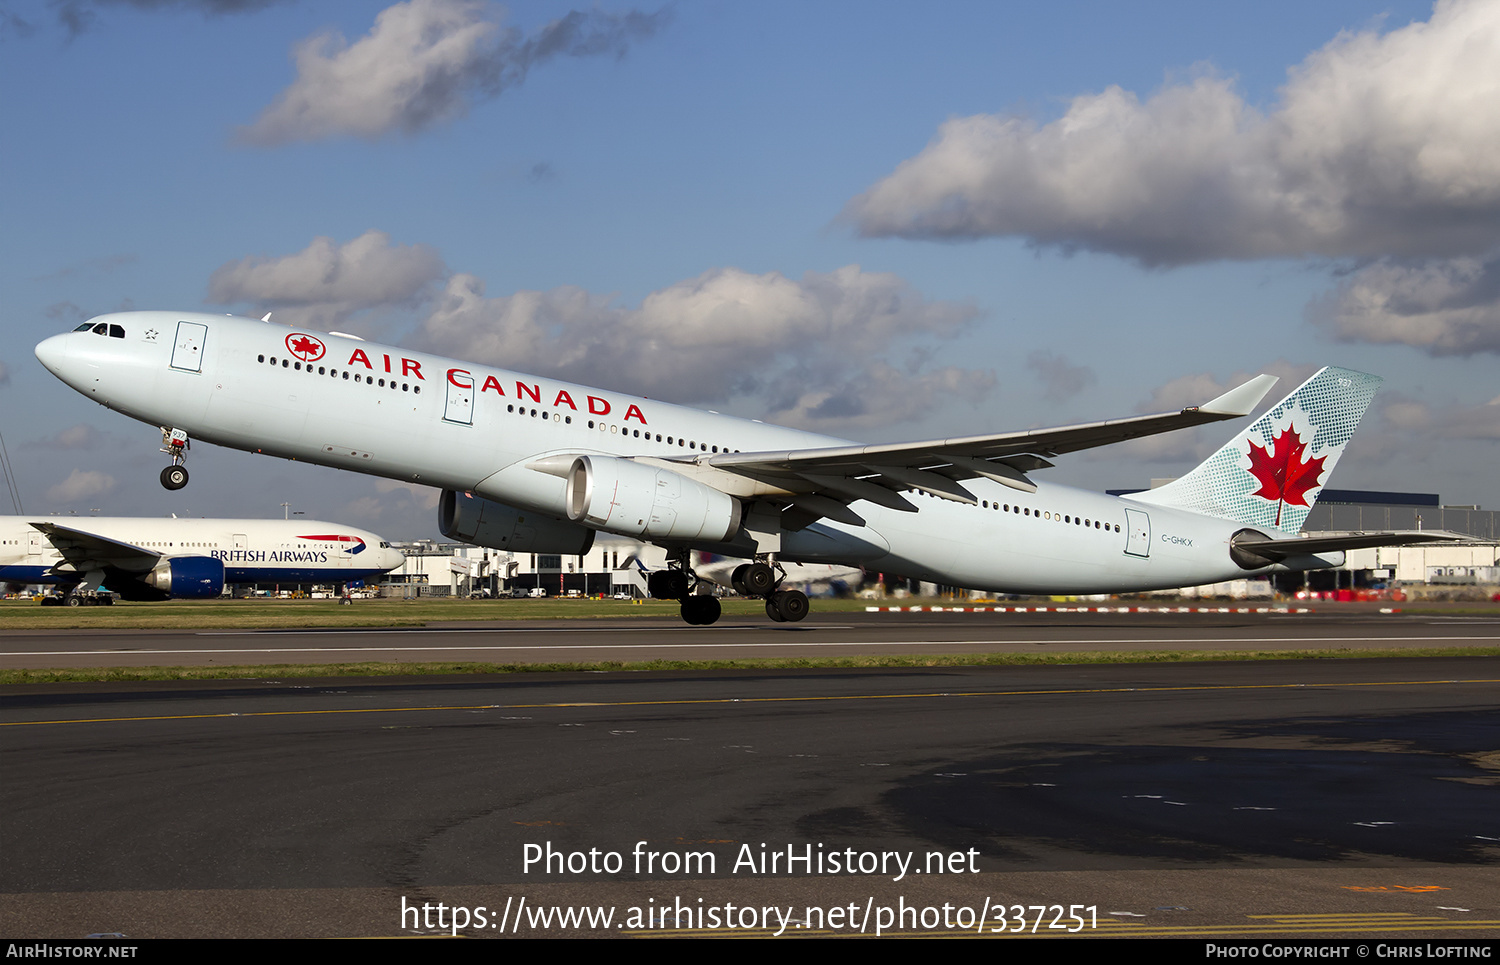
(689, 375, 1279, 523)
(1230, 529, 1471, 564)
(29, 521, 161, 573)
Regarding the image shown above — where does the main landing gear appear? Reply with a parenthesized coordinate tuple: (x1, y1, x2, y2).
(159, 427, 189, 490)
(648, 551, 722, 626)
(649, 553, 810, 626)
(648, 555, 810, 630)
(732, 560, 809, 623)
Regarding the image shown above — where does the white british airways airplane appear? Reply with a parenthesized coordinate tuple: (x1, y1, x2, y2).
(1, 513, 404, 604)
(34, 311, 1454, 624)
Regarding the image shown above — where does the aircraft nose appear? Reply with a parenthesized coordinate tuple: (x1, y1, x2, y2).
(34, 333, 70, 376)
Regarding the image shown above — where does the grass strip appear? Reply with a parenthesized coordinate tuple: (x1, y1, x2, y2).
(4, 646, 1496, 685)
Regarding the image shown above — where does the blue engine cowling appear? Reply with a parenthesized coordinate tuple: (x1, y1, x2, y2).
(140, 556, 226, 599)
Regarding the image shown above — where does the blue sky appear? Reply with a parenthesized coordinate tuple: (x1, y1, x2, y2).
(2, 0, 1496, 537)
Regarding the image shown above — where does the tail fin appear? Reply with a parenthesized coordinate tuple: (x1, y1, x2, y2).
(1130, 366, 1381, 533)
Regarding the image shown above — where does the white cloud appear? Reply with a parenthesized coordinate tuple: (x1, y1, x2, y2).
(374, 478, 442, 510)
(1374, 391, 1500, 441)
(238, 0, 668, 145)
(846, 0, 1500, 265)
(46, 469, 116, 503)
(1315, 254, 1500, 355)
(25, 425, 104, 450)
(412, 264, 991, 431)
(207, 230, 446, 329)
(1026, 350, 1095, 401)
(762, 362, 994, 431)
(205, 231, 993, 431)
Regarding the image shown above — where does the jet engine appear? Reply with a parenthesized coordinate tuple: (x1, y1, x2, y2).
(107, 556, 225, 600)
(565, 456, 742, 543)
(439, 490, 596, 555)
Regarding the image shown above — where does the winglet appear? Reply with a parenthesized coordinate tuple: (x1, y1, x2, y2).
(1197, 374, 1278, 416)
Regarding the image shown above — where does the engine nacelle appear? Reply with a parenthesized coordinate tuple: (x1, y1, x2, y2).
(439, 490, 596, 555)
(565, 456, 742, 543)
(132, 556, 225, 599)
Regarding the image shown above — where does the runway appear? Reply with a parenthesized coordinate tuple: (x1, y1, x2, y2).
(3, 610, 1499, 939)
(4, 606, 1500, 669)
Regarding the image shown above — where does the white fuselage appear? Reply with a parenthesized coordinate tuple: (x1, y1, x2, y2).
(35, 312, 1291, 594)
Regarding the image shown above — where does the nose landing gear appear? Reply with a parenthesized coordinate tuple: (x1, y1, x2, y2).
(159, 427, 189, 490)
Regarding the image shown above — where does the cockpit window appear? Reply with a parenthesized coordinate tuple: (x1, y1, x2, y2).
(92, 323, 108, 335)
(109, 325, 125, 338)
(73, 323, 92, 332)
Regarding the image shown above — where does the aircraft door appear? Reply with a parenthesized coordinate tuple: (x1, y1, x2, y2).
(444, 371, 474, 425)
(170, 321, 208, 372)
(1124, 508, 1151, 558)
(27, 532, 43, 556)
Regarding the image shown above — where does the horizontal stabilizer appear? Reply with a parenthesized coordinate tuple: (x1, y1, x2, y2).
(1229, 529, 1469, 568)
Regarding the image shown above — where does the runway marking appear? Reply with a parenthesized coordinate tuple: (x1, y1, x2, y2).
(197, 625, 856, 636)
(6, 634, 1497, 658)
(4, 676, 1498, 728)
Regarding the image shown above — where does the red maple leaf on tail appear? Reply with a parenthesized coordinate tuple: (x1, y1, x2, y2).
(1246, 424, 1327, 527)
(1248, 426, 1326, 505)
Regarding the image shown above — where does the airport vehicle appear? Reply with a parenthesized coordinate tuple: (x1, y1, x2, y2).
(1, 514, 405, 604)
(34, 312, 1457, 623)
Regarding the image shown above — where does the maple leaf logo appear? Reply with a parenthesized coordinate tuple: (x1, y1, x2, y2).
(285, 332, 326, 362)
(1246, 422, 1327, 527)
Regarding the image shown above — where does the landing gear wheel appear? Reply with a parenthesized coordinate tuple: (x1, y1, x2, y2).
(65, 594, 83, 607)
(649, 569, 692, 600)
(768, 589, 809, 622)
(681, 595, 722, 626)
(743, 562, 776, 596)
(160, 465, 188, 490)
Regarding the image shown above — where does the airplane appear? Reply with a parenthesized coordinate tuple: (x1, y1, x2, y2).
(617, 547, 864, 598)
(1, 513, 405, 604)
(34, 311, 1462, 624)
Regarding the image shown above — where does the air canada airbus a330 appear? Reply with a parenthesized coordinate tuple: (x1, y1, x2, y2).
(34, 311, 1456, 624)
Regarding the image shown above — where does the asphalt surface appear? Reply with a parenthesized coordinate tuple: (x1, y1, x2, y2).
(2, 610, 1498, 939)
(3, 605, 1499, 668)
